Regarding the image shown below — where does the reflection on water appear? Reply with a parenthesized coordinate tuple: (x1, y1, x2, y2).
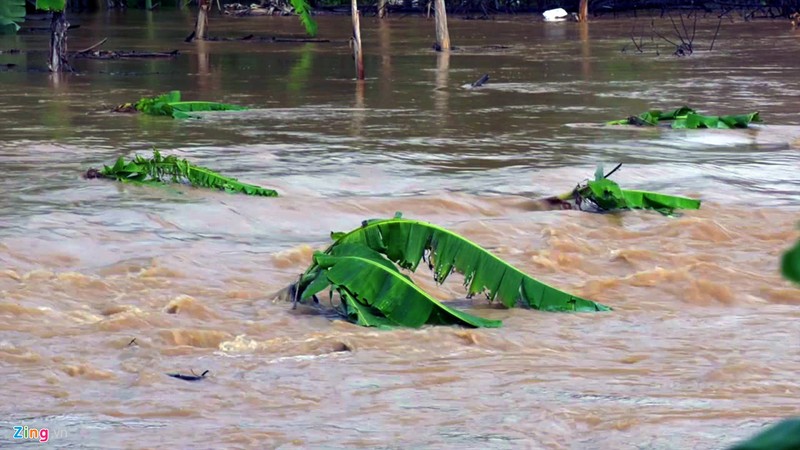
(0, 12, 799, 449)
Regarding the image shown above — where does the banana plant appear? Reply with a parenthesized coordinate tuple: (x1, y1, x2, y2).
(87, 149, 278, 197)
(545, 164, 701, 216)
(607, 106, 761, 129)
(116, 91, 247, 119)
(290, 213, 610, 329)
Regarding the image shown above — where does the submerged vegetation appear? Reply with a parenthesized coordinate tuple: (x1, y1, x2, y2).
(86, 150, 278, 196)
(729, 418, 800, 450)
(608, 107, 761, 129)
(289, 214, 610, 328)
(116, 91, 247, 119)
(783, 234, 800, 285)
(546, 164, 701, 215)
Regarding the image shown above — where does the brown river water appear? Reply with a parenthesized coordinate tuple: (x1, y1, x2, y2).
(1, 11, 799, 449)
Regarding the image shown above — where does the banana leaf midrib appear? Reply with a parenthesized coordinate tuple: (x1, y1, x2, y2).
(310, 218, 598, 308)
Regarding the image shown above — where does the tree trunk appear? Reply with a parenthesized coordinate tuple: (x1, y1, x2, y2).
(434, 0, 450, 51)
(351, 0, 364, 80)
(578, 0, 588, 22)
(195, 0, 210, 40)
(48, 11, 70, 73)
(377, 0, 386, 18)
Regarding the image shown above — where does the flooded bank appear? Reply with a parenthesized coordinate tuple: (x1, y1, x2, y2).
(1, 12, 799, 449)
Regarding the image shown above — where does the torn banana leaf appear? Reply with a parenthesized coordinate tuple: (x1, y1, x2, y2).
(782, 235, 800, 285)
(608, 106, 761, 129)
(91, 149, 278, 197)
(577, 178, 701, 215)
(728, 418, 800, 450)
(299, 217, 610, 313)
(289, 0, 317, 37)
(301, 244, 501, 329)
(551, 164, 701, 216)
(127, 91, 246, 119)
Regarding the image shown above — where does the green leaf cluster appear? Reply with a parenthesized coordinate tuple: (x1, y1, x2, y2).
(728, 418, 800, 450)
(133, 91, 246, 119)
(34, 0, 65, 11)
(288, 0, 317, 37)
(295, 215, 611, 329)
(608, 106, 761, 129)
(0, 0, 25, 33)
(98, 149, 278, 197)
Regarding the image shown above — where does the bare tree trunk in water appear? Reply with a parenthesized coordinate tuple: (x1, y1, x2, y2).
(377, 0, 386, 18)
(351, 0, 364, 80)
(578, 0, 588, 22)
(195, 0, 209, 40)
(49, 11, 70, 73)
(434, 0, 450, 51)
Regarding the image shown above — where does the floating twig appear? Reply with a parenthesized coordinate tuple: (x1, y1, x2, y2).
(127, 338, 137, 346)
(166, 370, 209, 381)
(74, 37, 108, 55)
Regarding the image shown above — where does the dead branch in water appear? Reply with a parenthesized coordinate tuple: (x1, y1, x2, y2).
(622, 13, 722, 57)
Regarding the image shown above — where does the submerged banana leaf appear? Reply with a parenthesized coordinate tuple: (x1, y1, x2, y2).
(608, 107, 761, 129)
(299, 217, 610, 313)
(0, 0, 26, 33)
(288, 0, 317, 37)
(549, 164, 701, 216)
(577, 178, 701, 215)
(782, 235, 800, 285)
(90, 149, 278, 197)
(301, 244, 501, 329)
(728, 418, 800, 450)
(126, 91, 246, 119)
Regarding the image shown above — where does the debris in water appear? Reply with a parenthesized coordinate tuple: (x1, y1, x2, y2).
(166, 370, 210, 381)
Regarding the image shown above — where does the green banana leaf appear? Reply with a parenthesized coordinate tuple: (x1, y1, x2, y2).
(301, 244, 501, 329)
(782, 235, 800, 285)
(0, 0, 25, 33)
(131, 91, 246, 119)
(35, 0, 64, 11)
(299, 216, 610, 313)
(608, 107, 761, 129)
(728, 418, 800, 450)
(578, 178, 701, 215)
(551, 164, 701, 216)
(288, 0, 317, 37)
(95, 149, 278, 197)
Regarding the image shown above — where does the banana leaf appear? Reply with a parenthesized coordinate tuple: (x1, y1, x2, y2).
(288, 0, 317, 37)
(93, 149, 278, 197)
(130, 91, 246, 119)
(550, 164, 701, 216)
(728, 418, 800, 450)
(578, 178, 701, 215)
(299, 216, 611, 313)
(34, 0, 64, 11)
(782, 235, 800, 285)
(0, 0, 25, 33)
(608, 106, 761, 129)
(302, 244, 501, 328)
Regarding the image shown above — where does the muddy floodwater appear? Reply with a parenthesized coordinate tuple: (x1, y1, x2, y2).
(1, 11, 799, 449)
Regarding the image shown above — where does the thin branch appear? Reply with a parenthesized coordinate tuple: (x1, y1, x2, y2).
(709, 17, 722, 50)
